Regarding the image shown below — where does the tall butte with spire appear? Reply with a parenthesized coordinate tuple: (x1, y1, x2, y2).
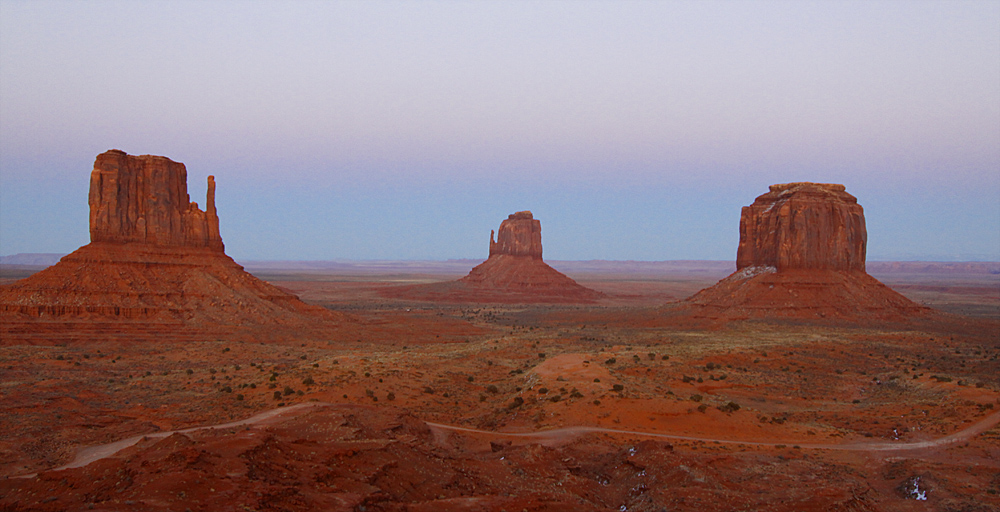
(677, 182, 927, 323)
(1, 150, 344, 342)
(383, 211, 603, 303)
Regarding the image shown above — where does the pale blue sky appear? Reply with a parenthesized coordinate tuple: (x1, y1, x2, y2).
(1, 0, 998, 261)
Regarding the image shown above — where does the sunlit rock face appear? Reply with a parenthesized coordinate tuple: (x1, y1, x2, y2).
(89, 149, 223, 251)
(736, 182, 866, 273)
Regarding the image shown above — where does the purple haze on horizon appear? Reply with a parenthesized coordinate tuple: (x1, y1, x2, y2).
(1, 1, 997, 262)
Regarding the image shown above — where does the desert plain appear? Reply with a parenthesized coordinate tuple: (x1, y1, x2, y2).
(1, 259, 998, 512)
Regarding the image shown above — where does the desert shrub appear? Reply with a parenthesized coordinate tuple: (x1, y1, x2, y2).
(220, 386, 232, 393)
(387, 392, 396, 401)
(423, 386, 435, 394)
(486, 385, 499, 394)
(593, 378, 601, 383)
(235, 394, 244, 401)
(302, 376, 315, 386)
(296, 390, 304, 396)
(186, 369, 194, 375)
(550, 395, 561, 402)
(209, 368, 217, 374)
(605, 358, 617, 365)
(682, 375, 695, 383)
(538, 353, 546, 359)
(593, 400, 601, 405)
(690, 394, 703, 402)
(283, 386, 295, 396)
(538, 387, 549, 394)
(661, 355, 669, 360)
(612, 384, 624, 392)
(697, 404, 708, 413)
(479, 394, 487, 402)
(467, 376, 474, 382)
(570, 389, 584, 399)
(718, 401, 741, 413)
(510, 396, 524, 408)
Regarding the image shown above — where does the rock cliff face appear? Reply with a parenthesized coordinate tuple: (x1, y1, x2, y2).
(89, 150, 223, 250)
(1, 150, 342, 340)
(382, 211, 603, 303)
(489, 211, 543, 259)
(675, 183, 926, 324)
(736, 183, 865, 272)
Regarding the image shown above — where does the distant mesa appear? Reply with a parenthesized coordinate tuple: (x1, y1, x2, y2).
(674, 182, 929, 323)
(382, 211, 604, 303)
(488, 211, 543, 259)
(0, 150, 343, 342)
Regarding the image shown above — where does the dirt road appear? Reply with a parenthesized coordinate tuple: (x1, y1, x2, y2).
(15, 404, 1000, 479)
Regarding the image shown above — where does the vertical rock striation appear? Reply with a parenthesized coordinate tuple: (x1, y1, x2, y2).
(736, 183, 866, 272)
(677, 182, 926, 324)
(89, 149, 224, 251)
(1, 150, 342, 337)
(489, 211, 543, 259)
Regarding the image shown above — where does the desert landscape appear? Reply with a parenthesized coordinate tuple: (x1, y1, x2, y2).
(0, 152, 997, 512)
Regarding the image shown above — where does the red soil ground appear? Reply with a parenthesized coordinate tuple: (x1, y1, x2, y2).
(1, 263, 997, 511)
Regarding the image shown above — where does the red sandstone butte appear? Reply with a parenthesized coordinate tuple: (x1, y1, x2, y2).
(89, 150, 224, 250)
(383, 211, 604, 303)
(677, 183, 927, 323)
(736, 182, 866, 272)
(0, 150, 343, 342)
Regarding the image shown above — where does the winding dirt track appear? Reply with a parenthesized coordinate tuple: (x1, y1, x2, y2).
(16, 403, 1000, 479)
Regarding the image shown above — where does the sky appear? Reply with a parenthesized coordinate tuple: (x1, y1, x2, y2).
(1, 0, 998, 262)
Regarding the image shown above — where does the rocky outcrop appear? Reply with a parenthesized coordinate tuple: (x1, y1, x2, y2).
(673, 183, 927, 324)
(382, 211, 603, 303)
(89, 150, 224, 250)
(736, 183, 866, 272)
(489, 211, 543, 259)
(1, 150, 344, 340)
